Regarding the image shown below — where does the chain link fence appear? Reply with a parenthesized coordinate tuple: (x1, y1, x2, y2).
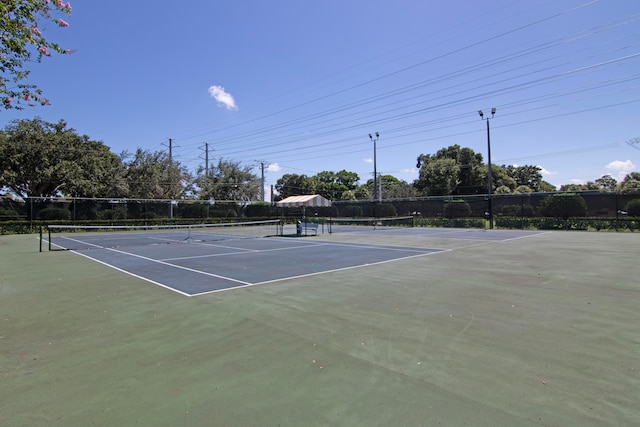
(2, 191, 639, 232)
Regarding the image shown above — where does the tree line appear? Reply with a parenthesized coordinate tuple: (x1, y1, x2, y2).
(1, 118, 639, 202)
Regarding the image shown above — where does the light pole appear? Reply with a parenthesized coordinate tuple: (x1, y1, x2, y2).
(478, 108, 496, 229)
(369, 132, 380, 216)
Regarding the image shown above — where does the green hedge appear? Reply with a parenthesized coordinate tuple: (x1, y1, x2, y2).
(414, 217, 485, 228)
(539, 193, 587, 219)
(495, 216, 639, 231)
(0, 209, 20, 220)
(443, 200, 471, 218)
(626, 199, 640, 216)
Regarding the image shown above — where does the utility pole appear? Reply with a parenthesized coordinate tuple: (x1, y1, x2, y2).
(205, 142, 209, 176)
(199, 142, 215, 179)
(255, 160, 269, 202)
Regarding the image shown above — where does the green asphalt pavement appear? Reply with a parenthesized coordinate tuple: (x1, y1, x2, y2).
(1, 231, 639, 426)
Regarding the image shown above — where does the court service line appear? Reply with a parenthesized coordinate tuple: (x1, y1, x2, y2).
(500, 231, 551, 242)
(306, 240, 444, 254)
(161, 242, 333, 262)
(101, 246, 255, 286)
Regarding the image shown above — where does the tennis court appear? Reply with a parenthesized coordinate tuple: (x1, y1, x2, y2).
(45, 224, 442, 296)
(2, 226, 639, 426)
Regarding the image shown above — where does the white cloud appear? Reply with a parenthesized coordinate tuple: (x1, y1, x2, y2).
(399, 168, 417, 174)
(208, 85, 238, 110)
(606, 159, 635, 172)
(539, 167, 556, 176)
(267, 163, 281, 172)
(606, 159, 636, 181)
(363, 158, 373, 164)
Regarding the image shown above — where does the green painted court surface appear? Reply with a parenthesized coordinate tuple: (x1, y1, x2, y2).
(1, 230, 639, 426)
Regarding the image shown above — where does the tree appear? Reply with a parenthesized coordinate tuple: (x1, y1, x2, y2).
(504, 165, 543, 192)
(196, 158, 259, 202)
(312, 170, 360, 201)
(415, 157, 460, 196)
(124, 148, 191, 199)
(620, 172, 640, 194)
(415, 145, 485, 195)
(274, 173, 315, 200)
(1, 0, 73, 109)
(488, 164, 517, 191)
(363, 175, 418, 199)
(539, 181, 556, 192)
(0, 118, 126, 198)
(514, 185, 533, 194)
(559, 183, 587, 192)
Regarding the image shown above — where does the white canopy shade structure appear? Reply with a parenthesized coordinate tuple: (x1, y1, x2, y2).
(276, 195, 332, 208)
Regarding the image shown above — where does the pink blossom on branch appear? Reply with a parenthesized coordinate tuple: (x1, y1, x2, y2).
(58, 19, 69, 27)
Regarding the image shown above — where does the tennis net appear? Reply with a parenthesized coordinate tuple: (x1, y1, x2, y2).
(327, 216, 414, 233)
(43, 219, 283, 251)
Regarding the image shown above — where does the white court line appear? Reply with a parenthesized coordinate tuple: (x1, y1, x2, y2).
(190, 249, 450, 297)
(103, 246, 254, 286)
(161, 242, 332, 261)
(52, 229, 538, 297)
(69, 250, 192, 297)
(500, 231, 551, 242)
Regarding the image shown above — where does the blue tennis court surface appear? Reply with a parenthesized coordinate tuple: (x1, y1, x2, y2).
(326, 225, 546, 241)
(53, 226, 546, 296)
(70, 236, 444, 296)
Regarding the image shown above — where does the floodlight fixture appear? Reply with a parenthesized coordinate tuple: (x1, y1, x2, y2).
(478, 110, 484, 118)
(491, 107, 497, 116)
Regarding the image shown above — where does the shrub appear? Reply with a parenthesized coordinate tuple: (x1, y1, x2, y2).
(625, 199, 640, 216)
(501, 204, 535, 217)
(340, 205, 363, 217)
(376, 203, 397, 217)
(0, 209, 19, 221)
(139, 212, 158, 219)
(179, 203, 207, 218)
(539, 193, 587, 219)
(36, 207, 71, 220)
(244, 202, 272, 218)
(443, 200, 471, 218)
(98, 209, 126, 220)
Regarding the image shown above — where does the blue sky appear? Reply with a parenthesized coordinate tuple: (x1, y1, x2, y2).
(3, 0, 640, 198)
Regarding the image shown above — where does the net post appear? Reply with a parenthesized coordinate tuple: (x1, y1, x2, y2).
(39, 226, 43, 252)
(48, 225, 51, 251)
